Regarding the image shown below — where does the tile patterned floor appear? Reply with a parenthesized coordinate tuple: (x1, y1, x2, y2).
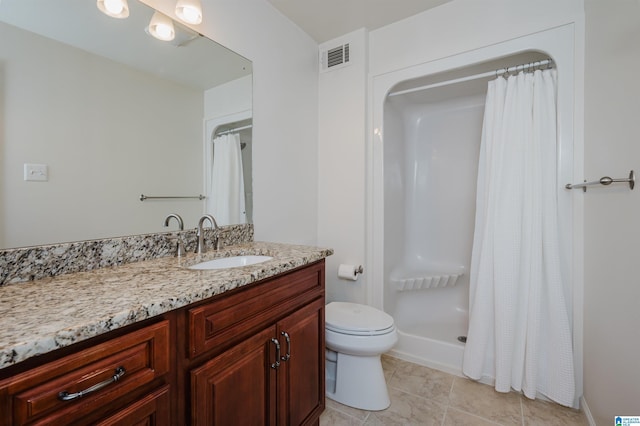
(320, 355, 589, 426)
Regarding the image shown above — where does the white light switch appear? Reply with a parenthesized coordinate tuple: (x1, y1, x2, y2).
(24, 163, 48, 181)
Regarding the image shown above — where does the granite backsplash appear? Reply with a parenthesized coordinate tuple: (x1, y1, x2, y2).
(0, 224, 253, 285)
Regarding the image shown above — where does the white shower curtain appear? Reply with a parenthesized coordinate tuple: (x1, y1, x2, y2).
(462, 69, 575, 407)
(206, 133, 246, 225)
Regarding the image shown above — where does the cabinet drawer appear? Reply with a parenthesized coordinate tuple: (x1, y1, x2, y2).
(95, 385, 171, 426)
(0, 320, 170, 426)
(188, 262, 324, 358)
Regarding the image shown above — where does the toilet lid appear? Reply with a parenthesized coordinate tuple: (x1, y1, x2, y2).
(325, 302, 395, 336)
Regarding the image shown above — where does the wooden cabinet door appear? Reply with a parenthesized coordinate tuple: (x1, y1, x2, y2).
(191, 326, 278, 426)
(276, 298, 325, 426)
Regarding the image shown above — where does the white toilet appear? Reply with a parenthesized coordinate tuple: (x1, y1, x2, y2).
(325, 301, 398, 411)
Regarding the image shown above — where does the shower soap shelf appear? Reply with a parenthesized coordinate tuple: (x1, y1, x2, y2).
(390, 265, 465, 291)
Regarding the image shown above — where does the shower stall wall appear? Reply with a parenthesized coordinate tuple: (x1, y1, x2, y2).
(369, 24, 579, 396)
(383, 84, 486, 373)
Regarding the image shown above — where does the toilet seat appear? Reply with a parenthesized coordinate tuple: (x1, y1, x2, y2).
(326, 302, 395, 336)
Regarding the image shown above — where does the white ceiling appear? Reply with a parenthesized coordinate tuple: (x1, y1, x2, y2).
(266, 0, 452, 43)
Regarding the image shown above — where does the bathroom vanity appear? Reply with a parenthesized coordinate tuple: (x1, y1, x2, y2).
(0, 242, 330, 425)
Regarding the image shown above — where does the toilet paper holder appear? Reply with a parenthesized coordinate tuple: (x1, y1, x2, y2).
(338, 264, 364, 281)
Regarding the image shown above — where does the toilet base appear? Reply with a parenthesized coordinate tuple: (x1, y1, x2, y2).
(325, 351, 391, 411)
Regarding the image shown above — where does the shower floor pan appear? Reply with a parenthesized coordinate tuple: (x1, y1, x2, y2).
(397, 321, 468, 345)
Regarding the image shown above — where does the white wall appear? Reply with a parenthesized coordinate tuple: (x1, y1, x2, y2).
(369, 0, 583, 76)
(317, 29, 368, 303)
(0, 22, 203, 248)
(583, 0, 640, 423)
(147, 0, 320, 246)
(204, 75, 252, 119)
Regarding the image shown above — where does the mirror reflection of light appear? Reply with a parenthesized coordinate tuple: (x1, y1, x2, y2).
(175, 0, 203, 25)
(147, 11, 175, 41)
(96, 0, 129, 19)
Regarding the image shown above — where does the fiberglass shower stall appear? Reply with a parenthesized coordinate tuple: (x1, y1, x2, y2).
(382, 76, 486, 372)
(369, 24, 580, 402)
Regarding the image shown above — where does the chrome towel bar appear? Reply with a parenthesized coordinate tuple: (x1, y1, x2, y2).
(140, 194, 206, 201)
(565, 170, 635, 192)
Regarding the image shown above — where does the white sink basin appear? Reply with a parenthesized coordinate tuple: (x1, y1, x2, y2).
(188, 255, 272, 270)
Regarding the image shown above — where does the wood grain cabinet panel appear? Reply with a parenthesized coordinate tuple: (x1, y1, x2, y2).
(0, 321, 170, 426)
(188, 263, 324, 358)
(95, 385, 171, 426)
(191, 327, 278, 426)
(277, 298, 325, 426)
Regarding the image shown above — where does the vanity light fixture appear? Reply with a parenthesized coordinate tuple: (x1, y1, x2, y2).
(147, 11, 175, 41)
(175, 0, 203, 25)
(96, 0, 130, 19)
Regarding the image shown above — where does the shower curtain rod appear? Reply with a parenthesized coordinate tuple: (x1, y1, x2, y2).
(388, 58, 553, 97)
(216, 124, 252, 136)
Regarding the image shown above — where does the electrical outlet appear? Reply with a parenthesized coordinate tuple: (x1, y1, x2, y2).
(24, 163, 48, 182)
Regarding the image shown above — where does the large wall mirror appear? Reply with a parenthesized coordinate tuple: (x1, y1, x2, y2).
(0, 0, 253, 249)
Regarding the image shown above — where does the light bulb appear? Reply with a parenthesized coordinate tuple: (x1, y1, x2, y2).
(175, 0, 203, 25)
(155, 23, 174, 40)
(96, 0, 129, 19)
(104, 0, 123, 14)
(178, 6, 201, 24)
(147, 11, 175, 41)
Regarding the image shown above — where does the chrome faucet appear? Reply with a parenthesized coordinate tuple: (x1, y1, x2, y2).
(195, 214, 219, 254)
(164, 213, 185, 257)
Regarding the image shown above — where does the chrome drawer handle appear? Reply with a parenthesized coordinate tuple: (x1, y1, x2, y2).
(281, 331, 291, 362)
(270, 338, 281, 369)
(58, 366, 126, 401)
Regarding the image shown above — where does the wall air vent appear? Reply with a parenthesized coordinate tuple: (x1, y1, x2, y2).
(320, 43, 351, 72)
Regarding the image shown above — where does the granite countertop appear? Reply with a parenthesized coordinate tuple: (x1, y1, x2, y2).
(0, 241, 333, 370)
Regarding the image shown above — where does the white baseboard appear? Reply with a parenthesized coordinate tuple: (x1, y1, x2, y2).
(581, 396, 597, 426)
